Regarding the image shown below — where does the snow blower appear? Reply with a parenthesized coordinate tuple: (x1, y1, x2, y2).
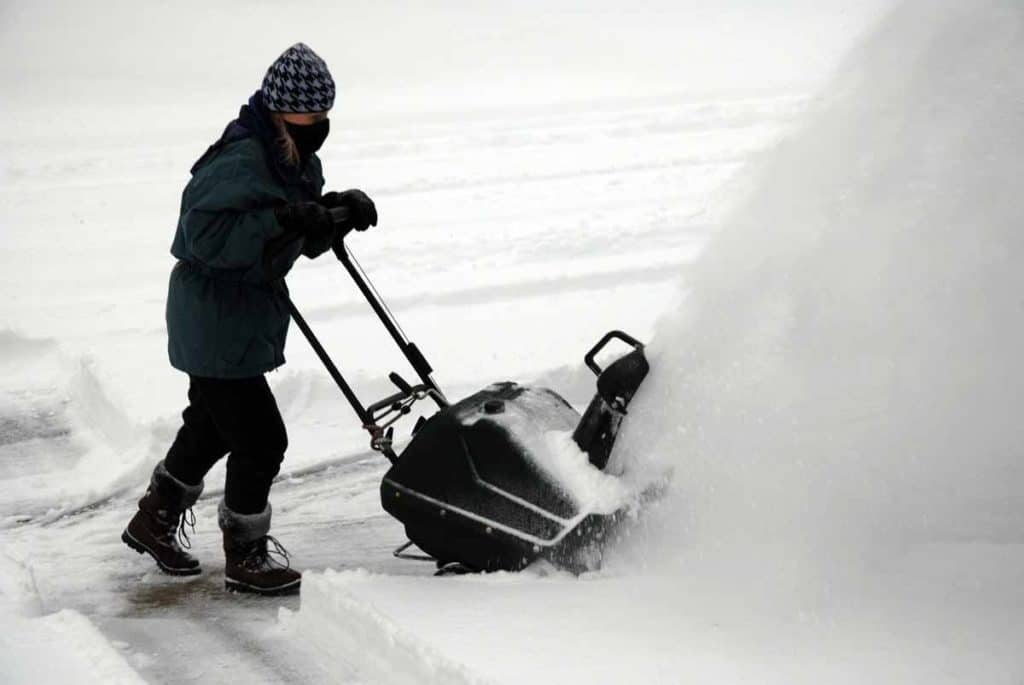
(268, 208, 649, 573)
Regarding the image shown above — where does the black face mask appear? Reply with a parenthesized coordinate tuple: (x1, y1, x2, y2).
(284, 118, 330, 157)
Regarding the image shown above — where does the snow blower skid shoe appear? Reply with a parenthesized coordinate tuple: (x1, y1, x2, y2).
(270, 209, 649, 574)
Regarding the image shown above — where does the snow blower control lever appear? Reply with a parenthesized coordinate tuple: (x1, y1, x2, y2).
(263, 206, 449, 463)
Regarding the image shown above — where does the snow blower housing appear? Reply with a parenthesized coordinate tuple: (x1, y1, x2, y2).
(276, 208, 649, 573)
(382, 331, 648, 572)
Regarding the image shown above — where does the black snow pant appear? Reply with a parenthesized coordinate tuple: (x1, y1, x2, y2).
(163, 375, 287, 515)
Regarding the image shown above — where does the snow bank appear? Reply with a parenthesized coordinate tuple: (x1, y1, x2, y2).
(292, 570, 486, 685)
(0, 552, 143, 684)
(297, 546, 1024, 684)
(0, 331, 157, 522)
(0, 610, 146, 685)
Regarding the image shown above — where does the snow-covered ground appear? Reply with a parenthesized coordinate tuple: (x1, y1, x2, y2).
(0, 87, 803, 682)
(8, 0, 1022, 683)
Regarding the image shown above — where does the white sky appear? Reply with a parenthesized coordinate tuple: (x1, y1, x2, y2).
(1, 0, 892, 114)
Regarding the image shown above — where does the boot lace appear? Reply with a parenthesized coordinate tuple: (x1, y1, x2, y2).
(176, 507, 197, 550)
(243, 535, 292, 571)
(156, 507, 196, 550)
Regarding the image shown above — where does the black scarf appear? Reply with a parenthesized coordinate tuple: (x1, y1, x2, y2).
(190, 91, 315, 191)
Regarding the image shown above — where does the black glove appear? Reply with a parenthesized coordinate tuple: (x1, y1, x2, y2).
(320, 189, 378, 231)
(274, 201, 336, 258)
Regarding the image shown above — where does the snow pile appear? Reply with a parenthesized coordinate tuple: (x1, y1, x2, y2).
(0, 552, 143, 684)
(459, 385, 630, 514)
(292, 569, 739, 684)
(296, 559, 1024, 684)
(0, 610, 146, 685)
(0, 331, 157, 522)
(291, 570, 485, 685)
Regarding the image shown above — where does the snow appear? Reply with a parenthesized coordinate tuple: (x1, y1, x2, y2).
(617, 0, 1024, 561)
(0, 608, 146, 684)
(8, 0, 1018, 683)
(288, 570, 483, 685)
(0, 552, 144, 684)
(291, 553, 1024, 684)
(460, 386, 632, 515)
(0, 332, 156, 522)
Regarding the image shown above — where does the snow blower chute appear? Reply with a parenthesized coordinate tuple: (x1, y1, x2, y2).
(269, 208, 649, 573)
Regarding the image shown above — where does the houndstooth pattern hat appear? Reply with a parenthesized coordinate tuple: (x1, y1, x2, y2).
(261, 43, 336, 113)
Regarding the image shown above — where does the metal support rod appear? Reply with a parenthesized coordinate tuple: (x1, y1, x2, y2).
(332, 241, 448, 407)
(285, 296, 372, 426)
(261, 211, 445, 463)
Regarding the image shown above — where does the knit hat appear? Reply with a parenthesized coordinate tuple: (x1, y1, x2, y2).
(260, 43, 336, 113)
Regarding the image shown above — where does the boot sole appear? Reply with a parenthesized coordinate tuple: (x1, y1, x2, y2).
(122, 530, 202, 577)
(225, 576, 301, 597)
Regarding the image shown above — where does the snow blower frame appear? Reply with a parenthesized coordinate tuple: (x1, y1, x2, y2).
(268, 208, 649, 573)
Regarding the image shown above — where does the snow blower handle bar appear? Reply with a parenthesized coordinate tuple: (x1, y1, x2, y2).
(365, 373, 446, 429)
(261, 206, 448, 463)
(329, 235, 447, 407)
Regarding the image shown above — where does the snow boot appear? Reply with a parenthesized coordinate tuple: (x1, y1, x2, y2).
(219, 501, 301, 596)
(122, 460, 203, 576)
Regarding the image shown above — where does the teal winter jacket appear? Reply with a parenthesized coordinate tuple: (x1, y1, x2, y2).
(166, 93, 325, 378)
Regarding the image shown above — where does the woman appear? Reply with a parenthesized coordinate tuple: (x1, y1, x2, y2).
(121, 43, 376, 596)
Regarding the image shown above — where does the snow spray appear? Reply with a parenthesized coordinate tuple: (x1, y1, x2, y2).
(611, 0, 1024, 584)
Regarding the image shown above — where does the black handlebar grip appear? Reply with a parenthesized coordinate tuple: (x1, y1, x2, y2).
(583, 330, 644, 376)
(389, 372, 414, 395)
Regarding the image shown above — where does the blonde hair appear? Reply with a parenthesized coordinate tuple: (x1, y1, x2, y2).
(269, 112, 300, 167)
